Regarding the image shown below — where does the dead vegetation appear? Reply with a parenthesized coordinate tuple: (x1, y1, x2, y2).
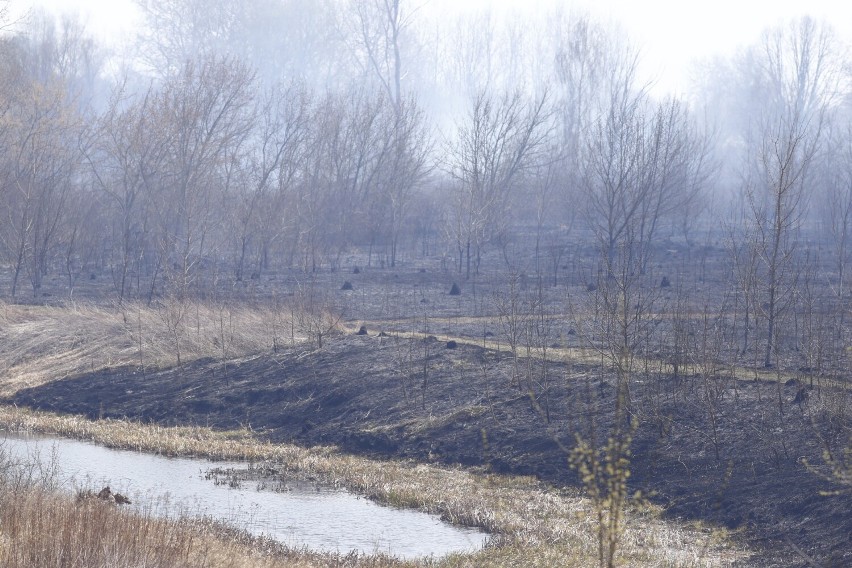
(0, 300, 310, 396)
(0, 405, 746, 567)
(0, 484, 406, 568)
(0, 286, 764, 566)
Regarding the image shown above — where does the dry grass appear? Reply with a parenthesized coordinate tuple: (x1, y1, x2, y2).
(0, 424, 407, 568)
(0, 483, 409, 568)
(0, 405, 748, 567)
(0, 303, 749, 565)
(0, 300, 309, 397)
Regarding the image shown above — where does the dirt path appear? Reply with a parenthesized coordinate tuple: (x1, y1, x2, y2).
(345, 321, 852, 391)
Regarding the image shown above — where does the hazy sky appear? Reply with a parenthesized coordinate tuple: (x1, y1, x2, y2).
(15, 0, 852, 96)
(574, 0, 852, 95)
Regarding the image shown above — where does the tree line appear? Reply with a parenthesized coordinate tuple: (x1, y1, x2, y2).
(0, 2, 850, 330)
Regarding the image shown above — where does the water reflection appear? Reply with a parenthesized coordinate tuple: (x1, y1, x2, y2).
(1, 432, 487, 559)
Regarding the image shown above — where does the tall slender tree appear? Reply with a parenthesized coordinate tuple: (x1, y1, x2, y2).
(739, 17, 843, 368)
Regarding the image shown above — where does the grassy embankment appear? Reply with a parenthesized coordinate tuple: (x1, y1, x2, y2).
(0, 299, 308, 397)
(0, 301, 746, 567)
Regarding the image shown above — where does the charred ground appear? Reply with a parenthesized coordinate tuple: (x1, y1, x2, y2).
(9, 330, 851, 567)
(3, 238, 852, 566)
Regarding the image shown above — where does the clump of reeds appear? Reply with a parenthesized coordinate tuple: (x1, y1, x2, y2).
(0, 482, 427, 568)
(0, 443, 412, 568)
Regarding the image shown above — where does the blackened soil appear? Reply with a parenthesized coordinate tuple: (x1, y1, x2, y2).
(8, 334, 851, 567)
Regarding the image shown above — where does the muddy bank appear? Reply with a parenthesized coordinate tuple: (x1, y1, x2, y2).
(8, 333, 851, 567)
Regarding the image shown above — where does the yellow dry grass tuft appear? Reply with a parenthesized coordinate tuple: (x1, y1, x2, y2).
(0, 483, 409, 567)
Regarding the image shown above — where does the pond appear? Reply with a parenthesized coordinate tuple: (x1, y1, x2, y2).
(0, 432, 488, 559)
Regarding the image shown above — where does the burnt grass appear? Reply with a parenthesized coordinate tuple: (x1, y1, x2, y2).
(8, 332, 851, 567)
(4, 239, 852, 566)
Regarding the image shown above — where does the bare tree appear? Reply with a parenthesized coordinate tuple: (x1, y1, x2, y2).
(727, 209, 761, 359)
(0, 52, 82, 296)
(445, 89, 553, 278)
(819, 121, 852, 342)
(58, 187, 102, 298)
(133, 0, 240, 76)
(374, 94, 432, 267)
(738, 17, 842, 368)
(570, 234, 660, 568)
(134, 0, 344, 87)
(84, 84, 166, 301)
(525, 142, 568, 279)
(582, 87, 711, 272)
(283, 87, 390, 271)
(348, 0, 416, 113)
(430, 5, 543, 101)
(437, 9, 501, 96)
(552, 14, 615, 170)
(154, 55, 256, 298)
(228, 81, 310, 281)
(0, 14, 105, 297)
